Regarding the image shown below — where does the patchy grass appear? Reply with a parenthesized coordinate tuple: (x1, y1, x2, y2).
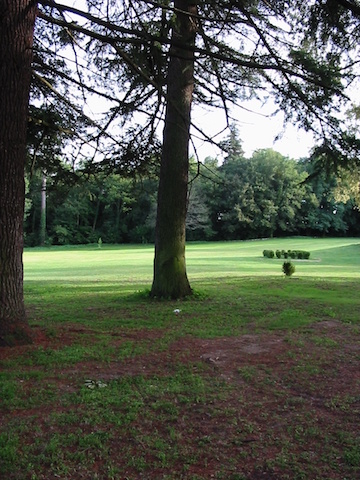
(1, 238, 360, 479)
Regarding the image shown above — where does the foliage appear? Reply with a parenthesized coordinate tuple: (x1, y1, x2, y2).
(25, 172, 157, 246)
(24, 142, 360, 246)
(283, 261, 296, 277)
(264, 249, 310, 260)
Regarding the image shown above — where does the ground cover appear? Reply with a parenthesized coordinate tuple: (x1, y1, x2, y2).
(1, 238, 360, 479)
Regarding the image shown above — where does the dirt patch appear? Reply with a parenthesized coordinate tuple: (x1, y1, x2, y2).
(1, 320, 360, 479)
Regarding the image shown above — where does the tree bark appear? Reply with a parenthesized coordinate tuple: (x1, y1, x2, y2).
(151, 0, 197, 299)
(0, 0, 37, 345)
(40, 174, 47, 245)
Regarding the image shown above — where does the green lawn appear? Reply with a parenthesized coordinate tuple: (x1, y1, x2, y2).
(24, 236, 360, 284)
(23, 237, 360, 333)
(1, 237, 359, 479)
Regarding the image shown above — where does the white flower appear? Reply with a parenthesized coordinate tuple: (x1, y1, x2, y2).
(173, 309, 181, 315)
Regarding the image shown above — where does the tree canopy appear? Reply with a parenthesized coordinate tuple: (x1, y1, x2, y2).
(33, 0, 360, 167)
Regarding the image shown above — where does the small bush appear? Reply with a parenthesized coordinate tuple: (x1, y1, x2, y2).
(282, 261, 295, 277)
(263, 250, 275, 258)
(275, 250, 281, 258)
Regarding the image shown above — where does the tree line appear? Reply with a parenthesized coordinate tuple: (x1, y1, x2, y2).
(25, 139, 360, 247)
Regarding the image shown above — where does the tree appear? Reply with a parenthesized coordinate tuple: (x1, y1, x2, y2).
(26, 104, 77, 246)
(302, 0, 360, 173)
(186, 183, 214, 241)
(330, 106, 360, 207)
(210, 146, 310, 240)
(24, 170, 158, 245)
(150, 0, 197, 298)
(300, 159, 349, 235)
(40, 175, 47, 245)
(0, 0, 37, 345)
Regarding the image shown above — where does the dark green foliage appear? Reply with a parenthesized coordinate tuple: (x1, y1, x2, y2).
(292, 250, 309, 259)
(264, 249, 310, 260)
(24, 133, 360, 246)
(25, 173, 157, 246)
(283, 261, 296, 276)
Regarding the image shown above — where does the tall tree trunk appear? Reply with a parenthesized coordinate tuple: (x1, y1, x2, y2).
(0, 0, 37, 345)
(40, 174, 47, 246)
(92, 197, 101, 232)
(151, 0, 197, 299)
(115, 198, 121, 242)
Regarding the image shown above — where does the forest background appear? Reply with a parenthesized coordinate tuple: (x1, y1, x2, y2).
(25, 126, 360, 247)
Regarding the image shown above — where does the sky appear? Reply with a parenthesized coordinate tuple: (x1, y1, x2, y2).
(58, 0, 318, 164)
(57, 0, 357, 165)
(190, 101, 316, 163)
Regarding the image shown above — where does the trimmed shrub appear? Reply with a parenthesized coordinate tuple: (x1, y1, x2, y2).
(293, 250, 311, 259)
(262, 249, 310, 260)
(282, 261, 295, 277)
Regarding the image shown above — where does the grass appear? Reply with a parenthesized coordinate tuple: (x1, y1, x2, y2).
(24, 237, 360, 283)
(1, 236, 360, 479)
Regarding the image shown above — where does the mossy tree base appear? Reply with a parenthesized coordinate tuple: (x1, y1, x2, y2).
(0, 322, 33, 347)
(151, 250, 192, 299)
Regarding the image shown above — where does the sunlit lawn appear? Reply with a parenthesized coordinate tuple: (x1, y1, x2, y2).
(24, 236, 360, 285)
(23, 237, 360, 334)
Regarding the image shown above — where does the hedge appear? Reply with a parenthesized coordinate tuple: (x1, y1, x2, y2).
(263, 249, 310, 260)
